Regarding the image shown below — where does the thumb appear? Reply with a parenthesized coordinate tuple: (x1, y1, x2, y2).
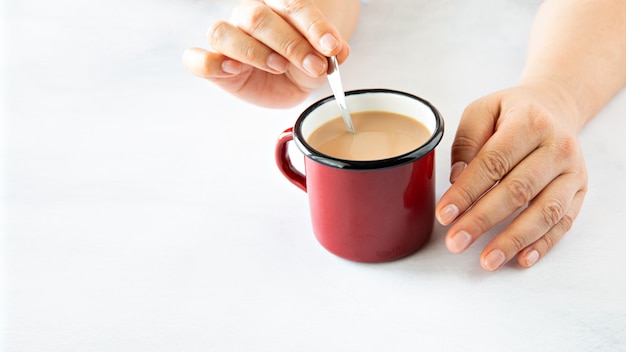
(450, 95, 501, 183)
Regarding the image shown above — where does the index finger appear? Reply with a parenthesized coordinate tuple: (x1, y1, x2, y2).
(263, 0, 343, 56)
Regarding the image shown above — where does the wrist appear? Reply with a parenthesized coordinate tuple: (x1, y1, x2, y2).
(516, 76, 587, 132)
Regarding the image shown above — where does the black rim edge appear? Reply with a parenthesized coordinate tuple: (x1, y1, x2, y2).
(293, 89, 445, 170)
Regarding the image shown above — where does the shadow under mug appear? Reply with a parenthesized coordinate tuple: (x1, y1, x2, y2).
(275, 89, 444, 263)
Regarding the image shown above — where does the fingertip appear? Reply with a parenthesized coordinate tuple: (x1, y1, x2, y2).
(319, 33, 340, 56)
(482, 248, 507, 272)
(221, 59, 243, 75)
(182, 47, 209, 77)
(450, 161, 467, 183)
(336, 40, 351, 64)
(446, 230, 472, 254)
(437, 203, 459, 226)
(182, 47, 199, 67)
(303, 53, 328, 77)
(518, 249, 540, 268)
(266, 52, 289, 74)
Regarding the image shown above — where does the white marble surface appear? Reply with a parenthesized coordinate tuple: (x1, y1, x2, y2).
(3, 0, 626, 351)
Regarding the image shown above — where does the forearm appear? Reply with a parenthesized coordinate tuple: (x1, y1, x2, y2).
(518, 0, 626, 127)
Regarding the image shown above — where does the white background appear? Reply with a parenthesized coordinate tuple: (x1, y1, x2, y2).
(3, 0, 626, 351)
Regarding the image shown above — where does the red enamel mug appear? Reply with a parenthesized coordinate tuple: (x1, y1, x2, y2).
(275, 89, 444, 263)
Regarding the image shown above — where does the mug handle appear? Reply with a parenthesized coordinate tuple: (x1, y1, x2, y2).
(275, 127, 307, 192)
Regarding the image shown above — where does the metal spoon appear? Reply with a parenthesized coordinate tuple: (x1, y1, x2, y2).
(326, 56, 355, 133)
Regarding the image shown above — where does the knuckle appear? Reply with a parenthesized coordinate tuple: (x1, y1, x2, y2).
(559, 210, 576, 233)
(304, 17, 326, 36)
(510, 233, 529, 252)
(504, 178, 534, 208)
(526, 107, 552, 132)
(469, 212, 495, 234)
(538, 208, 577, 252)
(280, 0, 327, 37)
(479, 149, 510, 182)
(553, 136, 578, 161)
(244, 5, 272, 34)
(541, 199, 566, 228)
(241, 43, 256, 61)
(541, 231, 557, 251)
(281, 37, 302, 58)
(281, 0, 308, 17)
(454, 182, 476, 209)
(208, 21, 229, 47)
(451, 135, 482, 156)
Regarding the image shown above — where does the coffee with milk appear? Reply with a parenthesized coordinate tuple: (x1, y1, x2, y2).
(307, 111, 431, 161)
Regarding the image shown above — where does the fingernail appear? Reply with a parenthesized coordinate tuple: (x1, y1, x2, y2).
(303, 53, 326, 77)
(524, 249, 540, 267)
(221, 59, 242, 75)
(447, 230, 472, 253)
(319, 33, 339, 54)
(483, 249, 506, 271)
(266, 53, 289, 73)
(437, 204, 459, 226)
(450, 161, 467, 183)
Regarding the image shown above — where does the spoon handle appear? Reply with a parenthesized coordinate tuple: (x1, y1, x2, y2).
(326, 56, 355, 133)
